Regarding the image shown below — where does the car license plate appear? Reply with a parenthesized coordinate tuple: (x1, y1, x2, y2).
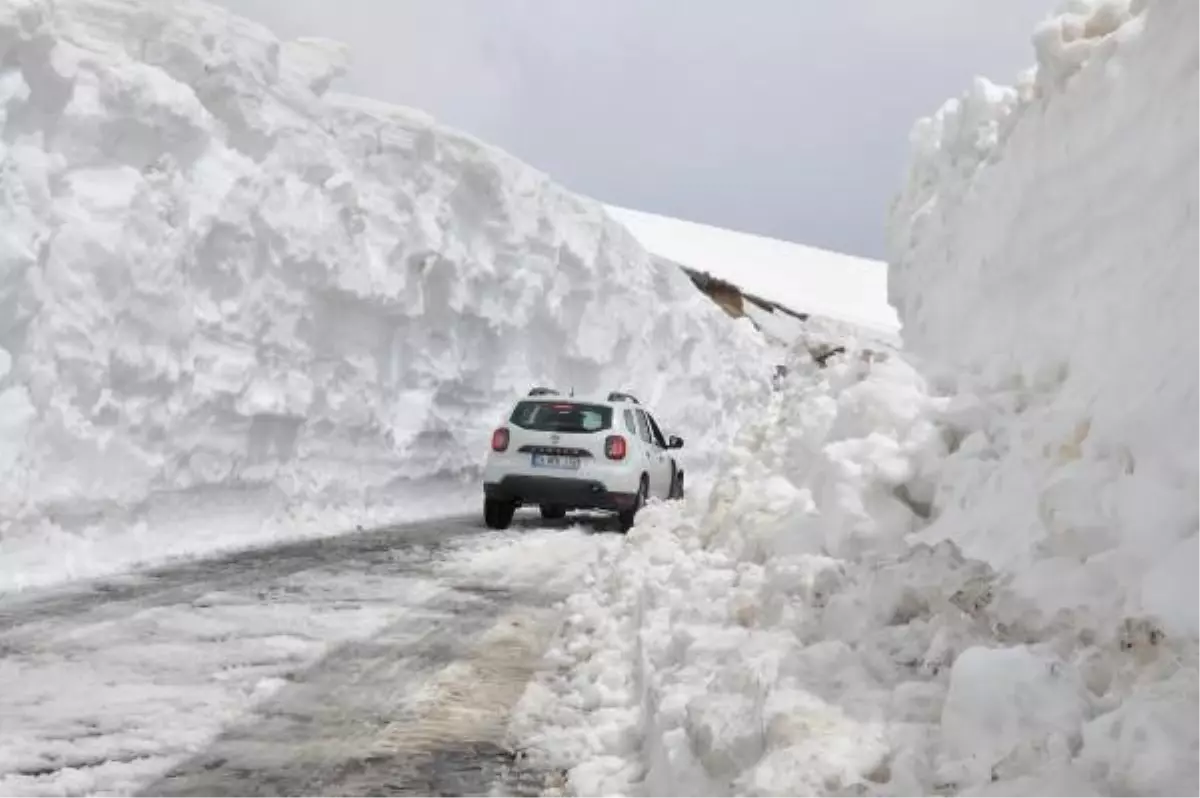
(531, 453, 580, 470)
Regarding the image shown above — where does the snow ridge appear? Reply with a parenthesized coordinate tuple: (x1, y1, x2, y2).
(0, 0, 769, 591)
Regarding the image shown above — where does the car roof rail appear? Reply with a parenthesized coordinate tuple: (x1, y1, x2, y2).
(606, 391, 640, 404)
(528, 386, 559, 397)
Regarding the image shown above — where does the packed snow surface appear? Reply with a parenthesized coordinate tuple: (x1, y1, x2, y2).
(606, 204, 900, 337)
(0, 0, 770, 592)
(510, 0, 1198, 794)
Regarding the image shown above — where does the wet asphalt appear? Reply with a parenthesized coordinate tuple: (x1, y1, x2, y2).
(0, 514, 601, 796)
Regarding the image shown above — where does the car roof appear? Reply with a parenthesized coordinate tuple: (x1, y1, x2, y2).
(511, 395, 649, 412)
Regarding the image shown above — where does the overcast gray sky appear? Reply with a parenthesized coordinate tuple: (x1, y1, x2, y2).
(222, 1, 1052, 259)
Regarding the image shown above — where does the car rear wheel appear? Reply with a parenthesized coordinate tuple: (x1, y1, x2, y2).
(484, 497, 516, 530)
(617, 476, 648, 533)
(539, 504, 566, 521)
(669, 467, 685, 500)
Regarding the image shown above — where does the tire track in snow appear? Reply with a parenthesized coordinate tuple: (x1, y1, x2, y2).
(141, 588, 560, 797)
(331, 606, 562, 796)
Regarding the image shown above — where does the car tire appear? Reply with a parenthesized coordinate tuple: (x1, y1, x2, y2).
(484, 497, 516, 530)
(618, 476, 648, 534)
(670, 467, 685, 500)
(539, 504, 566, 521)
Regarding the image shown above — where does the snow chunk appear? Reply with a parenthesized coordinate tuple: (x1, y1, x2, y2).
(279, 37, 349, 97)
(1077, 665, 1200, 796)
(938, 645, 1090, 786)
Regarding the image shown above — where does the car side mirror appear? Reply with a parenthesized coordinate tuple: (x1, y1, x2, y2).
(667, 435, 684, 450)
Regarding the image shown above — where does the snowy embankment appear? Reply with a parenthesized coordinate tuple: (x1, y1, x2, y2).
(606, 205, 901, 340)
(511, 342, 952, 796)
(510, 1, 1198, 794)
(0, 0, 769, 592)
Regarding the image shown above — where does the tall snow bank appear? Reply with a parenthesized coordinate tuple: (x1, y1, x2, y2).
(889, 0, 1198, 676)
(510, 331, 1197, 796)
(891, 0, 1197, 480)
(0, 0, 769, 591)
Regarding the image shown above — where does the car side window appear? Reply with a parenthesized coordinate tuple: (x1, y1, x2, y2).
(634, 409, 653, 444)
(646, 413, 668, 449)
(623, 409, 637, 435)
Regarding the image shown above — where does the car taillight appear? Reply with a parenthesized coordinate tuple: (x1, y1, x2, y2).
(605, 434, 627, 460)
(491, 427, 510, 452)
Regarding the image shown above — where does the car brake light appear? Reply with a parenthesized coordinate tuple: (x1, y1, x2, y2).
(491, 427, 510, 452)
(605, 434, 627, 460)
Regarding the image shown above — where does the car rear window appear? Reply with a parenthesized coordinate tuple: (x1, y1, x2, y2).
(509, 401, 613, 433)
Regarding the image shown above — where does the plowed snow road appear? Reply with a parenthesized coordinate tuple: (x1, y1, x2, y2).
(0, 515, 617, 796)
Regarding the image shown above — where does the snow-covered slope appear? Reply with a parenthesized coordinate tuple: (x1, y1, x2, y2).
(0, 0, 769, 591)
(606, 205, 900, 337)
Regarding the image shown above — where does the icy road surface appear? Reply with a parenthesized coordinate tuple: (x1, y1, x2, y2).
(0, 516, 620, 797)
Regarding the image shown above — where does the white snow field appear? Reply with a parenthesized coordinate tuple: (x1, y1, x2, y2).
(0, 0, 772, 592)
(509, 1, 1198, 795)
(606, 204, 901, 338)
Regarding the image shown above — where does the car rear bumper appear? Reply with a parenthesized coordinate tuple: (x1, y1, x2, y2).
(484, 475, 638, 511)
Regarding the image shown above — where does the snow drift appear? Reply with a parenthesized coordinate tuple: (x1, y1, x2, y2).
(0, 0, 769, 591)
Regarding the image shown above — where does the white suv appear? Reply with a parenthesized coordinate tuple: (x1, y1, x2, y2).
(481, 388, 685, 532)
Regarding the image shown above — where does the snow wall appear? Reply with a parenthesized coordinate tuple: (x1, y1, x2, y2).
(0, 0, 769, 590)
(889, 0, 1198, 646)
(886, 0, 1198, 789)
